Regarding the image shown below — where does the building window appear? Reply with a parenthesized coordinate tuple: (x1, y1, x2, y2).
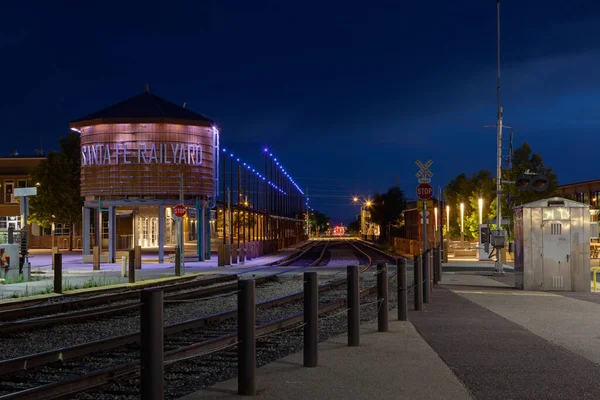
(55, 224, 70, 236)
(0, 216, 21, 230)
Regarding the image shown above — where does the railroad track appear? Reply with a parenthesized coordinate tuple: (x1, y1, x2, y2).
(0, 277, 378, 399)
(0, 240, 397, 337)
(0, 243, 323, 332)
(0, 240, 407, 399)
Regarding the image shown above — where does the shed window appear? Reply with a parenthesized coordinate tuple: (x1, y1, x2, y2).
(550, 223, 562, 235)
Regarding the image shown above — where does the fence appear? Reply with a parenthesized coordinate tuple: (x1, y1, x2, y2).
(138, 247, 441, 398)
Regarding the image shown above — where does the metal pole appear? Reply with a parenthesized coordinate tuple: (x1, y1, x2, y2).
(140, 289, 164, 400)
(227, 186, 232, 265)
(238, 279, 256, 396)
(129, 249, 135, 283)
(438, 187, 443, 267)
(397, 258, 407, 321)
(179, 173, 185, 275)
(414, 255, 423, 311)
(347, 265, 360, 346)
(495, 0, 504, 275)
(423, 200, 428, 253)
(423, 250, 430, 304)
(304, 271, 318, 367)
(53, 253, 62, 294)
(175, 246, 181, 275)
(223, 149, 227, 246)
(377, 263, 388, 332)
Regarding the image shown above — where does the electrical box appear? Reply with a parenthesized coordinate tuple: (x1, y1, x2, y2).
(490, 229, 507, 248)
(0, 244, 20, 281)
(514, 197, 590, 292)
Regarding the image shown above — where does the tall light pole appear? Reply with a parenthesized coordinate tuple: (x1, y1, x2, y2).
(446, 205, 450, 236)
(478, 198, 483, 225)
(353, 197, 371, 239)
(460, 202, 465, 244)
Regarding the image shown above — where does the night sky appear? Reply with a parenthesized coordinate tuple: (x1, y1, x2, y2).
(2, 1, 599, 224)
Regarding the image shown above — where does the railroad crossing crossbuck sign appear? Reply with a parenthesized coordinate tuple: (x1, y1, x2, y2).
(415, 159, 433, 183)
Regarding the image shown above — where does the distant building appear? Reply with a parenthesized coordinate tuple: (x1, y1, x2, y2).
(555, 179, 600, 238)
(555, 179, 600, 205)
(0, 155, 45, 229)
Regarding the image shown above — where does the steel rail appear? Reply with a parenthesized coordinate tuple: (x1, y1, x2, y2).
(0, 274, 350, 376)
(0, 275, 281, 336)
(0, 274, 238, 322)
(0, 284, 379, 400)
(308, 240, 331, 267)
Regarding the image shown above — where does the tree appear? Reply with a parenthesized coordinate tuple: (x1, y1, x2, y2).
(503, 142, 558, 207)
(29, 132, 83, 251)
(347, 219, 360, 233)
(444, 142, 558, 241)
(444, 170, 494, 240)
(370, 186, 407, 242)
(307, 210, 330, 233)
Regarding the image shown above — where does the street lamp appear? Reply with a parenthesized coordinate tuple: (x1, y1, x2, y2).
(460, 202, 465, 244)
(446, 205, 450, 236)
(352, 197, 372, 239)
(478, 198, 483, 225)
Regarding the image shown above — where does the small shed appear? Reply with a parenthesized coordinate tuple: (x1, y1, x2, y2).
(514, 197, 590, 291)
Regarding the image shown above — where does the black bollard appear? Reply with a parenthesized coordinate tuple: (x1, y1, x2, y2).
(140, 289, 164, 400)
(414, 255, 423, 311)
(238, 279, 256, 396)
(377, 263, 389, 332)
(53, 253, 62, 294)
(432, 247, 439, 284)
(347, 265, 360, 346)
(423, 250, 430, 304)
(397, 258, 408, 321)
(304, 272, 318, 367)
(128, 250, 135, 284)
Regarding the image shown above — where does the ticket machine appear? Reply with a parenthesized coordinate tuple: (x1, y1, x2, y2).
(478, 224, 493, 260)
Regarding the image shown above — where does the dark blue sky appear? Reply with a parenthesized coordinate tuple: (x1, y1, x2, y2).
(2, 1, 600, 224)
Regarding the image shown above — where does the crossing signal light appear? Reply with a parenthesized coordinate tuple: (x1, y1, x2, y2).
(516, 175, 531, 191)
(531, 175, 549, 193)
(515, 175, 549, 193)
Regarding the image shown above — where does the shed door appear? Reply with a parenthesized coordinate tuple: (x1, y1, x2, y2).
(542, 221, 571, 290)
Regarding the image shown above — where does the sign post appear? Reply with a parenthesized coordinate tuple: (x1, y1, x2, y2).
(173, 202, 186, 275)
(14, 187, 37, 279)
(416, 161, 434, 254)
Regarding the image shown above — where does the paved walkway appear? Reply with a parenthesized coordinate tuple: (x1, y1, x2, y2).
(181, 318, 472, 400)
(180, 272, 600, 400)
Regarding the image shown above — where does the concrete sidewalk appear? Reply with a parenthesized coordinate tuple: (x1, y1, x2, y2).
(0, 247, 303, 299)
(181, 317, 472, 400)
(180, 272, 600, 400)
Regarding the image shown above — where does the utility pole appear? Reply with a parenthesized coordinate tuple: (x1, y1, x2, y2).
(494, 0, 504, 275)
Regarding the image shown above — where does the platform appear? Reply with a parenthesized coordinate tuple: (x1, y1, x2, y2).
(181, 275, 600, 399)
(0, 246, 304, 299)
(181, 315, 472, 400)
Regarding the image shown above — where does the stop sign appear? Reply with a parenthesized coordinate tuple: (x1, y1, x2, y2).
(416, 183, 433, 200)
(173, 204, 187, 218)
